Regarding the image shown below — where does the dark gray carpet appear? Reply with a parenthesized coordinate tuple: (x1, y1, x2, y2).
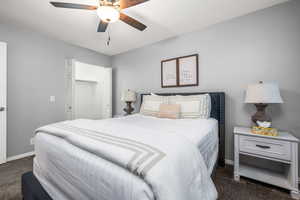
(214, 167, 293, 200)
(0, 157, 294, 200)
(0, 157, 32, 200)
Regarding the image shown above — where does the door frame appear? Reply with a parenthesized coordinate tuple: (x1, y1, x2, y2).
(65, 59, 76, 120)
(0, 42, 7, 164)
(102, 67, 112, 118)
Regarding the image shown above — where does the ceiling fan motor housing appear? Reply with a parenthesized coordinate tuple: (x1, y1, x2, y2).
(99, 0, 120, 8)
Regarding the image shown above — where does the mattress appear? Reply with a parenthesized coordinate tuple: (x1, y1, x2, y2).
(33, 114, 219, 200)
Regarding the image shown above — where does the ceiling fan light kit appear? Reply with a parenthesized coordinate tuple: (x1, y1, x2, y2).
(50, 0, 149, 32)
(97, 6, 120, 23)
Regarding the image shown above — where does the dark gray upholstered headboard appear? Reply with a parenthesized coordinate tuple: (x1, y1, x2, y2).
(140, 92, 225, 167)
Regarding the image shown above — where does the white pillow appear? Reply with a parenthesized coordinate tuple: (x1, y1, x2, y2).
(140, 95, 168, 116)
(168, 94, 211, 119)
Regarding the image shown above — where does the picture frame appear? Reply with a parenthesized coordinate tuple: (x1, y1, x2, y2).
(161, 54, 198, 88)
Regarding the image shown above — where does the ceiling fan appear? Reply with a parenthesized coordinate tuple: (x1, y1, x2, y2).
(50, 0, 149, 32)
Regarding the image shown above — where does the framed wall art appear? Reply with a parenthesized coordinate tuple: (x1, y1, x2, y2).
(161, 54, 198, 88)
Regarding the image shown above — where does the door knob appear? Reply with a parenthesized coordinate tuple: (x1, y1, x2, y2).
(0, 107, 5, 112)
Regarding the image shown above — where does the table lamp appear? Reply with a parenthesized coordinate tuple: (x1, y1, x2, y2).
(245, 81, 283, 125)
(121, 89, 136, 115)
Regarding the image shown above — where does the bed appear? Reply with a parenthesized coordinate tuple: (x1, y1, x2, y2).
(22, 92, 225, 200)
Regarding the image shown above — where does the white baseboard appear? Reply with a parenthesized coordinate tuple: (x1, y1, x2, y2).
(6, 151, 35, 162)
(225, 159, 300, 184)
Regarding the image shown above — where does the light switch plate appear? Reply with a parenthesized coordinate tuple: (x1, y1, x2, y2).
(30, 137, 35, 145)
(50, 96, 56, 102)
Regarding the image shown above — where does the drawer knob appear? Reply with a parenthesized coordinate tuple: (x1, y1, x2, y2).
(256, 144, 271, 149)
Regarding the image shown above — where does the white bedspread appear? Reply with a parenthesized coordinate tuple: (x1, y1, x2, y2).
(34, 114, 218, 200)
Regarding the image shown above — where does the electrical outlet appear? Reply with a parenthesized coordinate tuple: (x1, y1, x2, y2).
(30, 137, 35, 145)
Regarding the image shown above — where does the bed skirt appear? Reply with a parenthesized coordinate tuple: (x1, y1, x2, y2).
(22, 167, 217, 200)
(22, 172, 53, 200)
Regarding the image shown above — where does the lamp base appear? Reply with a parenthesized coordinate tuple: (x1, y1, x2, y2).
(123, 101, 134, 115)
(252, 103, 271, 125)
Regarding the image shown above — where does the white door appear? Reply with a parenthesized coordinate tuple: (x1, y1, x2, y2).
(75, 80, 98, 119)
(0, 42, 7, 164)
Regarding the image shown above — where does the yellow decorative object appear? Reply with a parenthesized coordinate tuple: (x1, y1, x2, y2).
(251, 126, 278, 136)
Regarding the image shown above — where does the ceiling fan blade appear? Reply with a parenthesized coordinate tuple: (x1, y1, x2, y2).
(50, 2, 98, 10)
(120, 13, 147, 31)
(120, 0, 149, 9)
(97, 20, 108, 32)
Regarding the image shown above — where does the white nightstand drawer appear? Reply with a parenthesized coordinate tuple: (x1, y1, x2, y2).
(239, 135, 291, 161)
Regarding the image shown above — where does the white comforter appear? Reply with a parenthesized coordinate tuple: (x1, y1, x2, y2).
(35, 115, 218, 200)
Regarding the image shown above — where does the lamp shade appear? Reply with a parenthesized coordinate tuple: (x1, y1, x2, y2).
(121, 90, 136, 102)
(245, 82, 283, 104)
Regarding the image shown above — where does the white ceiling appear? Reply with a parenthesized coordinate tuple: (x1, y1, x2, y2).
(0, 0, 288, 55)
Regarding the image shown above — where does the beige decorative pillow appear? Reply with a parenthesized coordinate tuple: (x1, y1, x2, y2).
(157, 104, 181, 119)
(168, 94, 211, 119)
(140, 95, 169, 116)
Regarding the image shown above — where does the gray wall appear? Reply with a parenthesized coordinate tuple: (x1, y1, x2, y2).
(112, 1, 300, 162)
(0, 23, 111, 157)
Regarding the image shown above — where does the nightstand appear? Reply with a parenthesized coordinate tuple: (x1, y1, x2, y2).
(234, 127, 299, 199)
